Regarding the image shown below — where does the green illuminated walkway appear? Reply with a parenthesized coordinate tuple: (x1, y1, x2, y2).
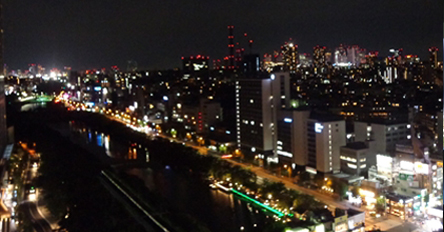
(231, 189, 288, 217)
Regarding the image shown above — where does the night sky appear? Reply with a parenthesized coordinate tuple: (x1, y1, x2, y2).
(4, 0, 443, 71)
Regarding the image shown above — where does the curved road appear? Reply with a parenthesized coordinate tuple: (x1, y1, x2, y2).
(19, 201, 51, 232)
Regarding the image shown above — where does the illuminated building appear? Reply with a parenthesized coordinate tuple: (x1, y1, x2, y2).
(281, 40, 298, 73)
(277, 109, 310, 169)
(236, 72, 290, 162)
(181, 55, 209, 75)
(241, 54, 260, 76)
(340, 141, 376, 176)
(404, 54, 420, 64)
(0, 72, 4, 154)
(313, 45, 326, 73)
(376, 154, 395, 185)
(276, 109, 347, 174)
(346, 45, 366, 67)
(305, 114, 346, 173)
(0, 0, 5, 154)
(179, 98, 222, 134)
(198, 98, 222, 134)
(354, 120, 411, 154)
(388, 48, 403, 66)
(333, 209, 365, 232)
(262, 52, 284, 72)
(298, 53, 312, 67)
(364, 51, 379, 68)
(385, 193, 418, 219)
(334, 44, 348, 66)
(374, 144, 443, 218)
(437, 111, 443, 154)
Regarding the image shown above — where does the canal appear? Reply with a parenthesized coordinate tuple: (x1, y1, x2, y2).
(49, 120, 277, 232)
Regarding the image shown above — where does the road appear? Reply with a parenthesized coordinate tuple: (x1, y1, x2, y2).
(18, 201, 51, 232)
(62, 99, 416, 231)
(17, 146, 52, 232)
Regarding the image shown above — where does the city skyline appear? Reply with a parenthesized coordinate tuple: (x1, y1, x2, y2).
(3, 0, 443, 71)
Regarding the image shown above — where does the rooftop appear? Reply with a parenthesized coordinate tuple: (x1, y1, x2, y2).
(309, 111, 344, 122)
(344, 142, 368, 150)
(355, 118, 408, 125)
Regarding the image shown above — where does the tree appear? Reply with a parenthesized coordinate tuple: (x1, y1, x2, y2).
(297, 171, 311, 184)
(351, 186, 360, 198)
(375, 196, 386, 214)
(332, 180, 348, 200)
(313, 174, 324, 188)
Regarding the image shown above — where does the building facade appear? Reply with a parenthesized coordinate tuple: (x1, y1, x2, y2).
(236, 72, 290, 161)
(354, 121, 411, 154)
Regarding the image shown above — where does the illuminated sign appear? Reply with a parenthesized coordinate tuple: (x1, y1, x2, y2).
(94, 86, 102, 91)
(334, 215, 348, 232)
(267, 156, 279, 163)
(315, 123, 324, 133)
(284, 118, 293, 123)
(377, 154, 393, 168)
(399, 173, 414, 181)
(315, 224, 325, 232)
(277, 150, 293, 158)
(400, 161, 414, 171)
(306, 166, 317, 174)
(415, 162, 429, 175)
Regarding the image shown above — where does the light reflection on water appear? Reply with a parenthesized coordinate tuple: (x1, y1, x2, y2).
(69, 122, 272, 232)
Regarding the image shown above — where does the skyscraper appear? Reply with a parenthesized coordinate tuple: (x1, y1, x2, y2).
(281, 40, 298, 73)
(236, 72, 290, 163)
(334, 44, 348, 66)
(313, 45, 326, 73)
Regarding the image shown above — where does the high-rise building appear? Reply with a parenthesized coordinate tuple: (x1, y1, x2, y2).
(365, 51, 379, 68)
(277, 109, 311, 168)
(242, 54, 260, 76)
(388, 48, 403, 66)
(236, 72, 290, 162)
(306, 115, 346, 173)
(0, 0, 5, 155)
(436, 110, 443, 157)
(339, 141, 376, 176)
(313, 45, 326, 73)
(298, 53, 312, 67)
(334, 44, 348, 66)
(182, 55, 209, 75)
(354, 120, 411, 154)
(281, 41, 298, 73)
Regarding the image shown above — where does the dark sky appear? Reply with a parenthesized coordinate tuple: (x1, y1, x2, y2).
(4, 0, 443, 71)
